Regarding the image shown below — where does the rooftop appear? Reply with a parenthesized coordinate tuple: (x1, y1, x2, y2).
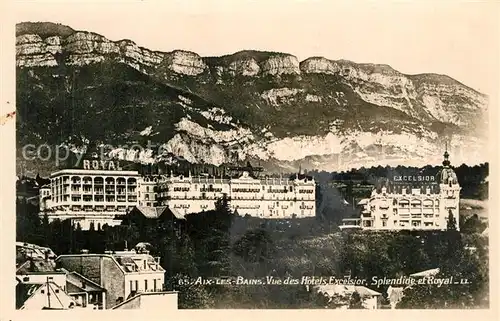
(132, 206, 186, 220)
(316, 284, 382, 298)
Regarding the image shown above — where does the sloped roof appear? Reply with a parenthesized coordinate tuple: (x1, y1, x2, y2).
(410, 268, 440, 277)
(134, 206, 168, 219)
(131, 206, 186, 220)
(16, 259, 58, 274)
(316, 284, 381, 298)
(168, 207, 186, 220)
(355, 286, 381, 297)
(16, 283, 42, 309)
(18, 281, 76, 310)
(66, 271, 106, 293)
(357, 199, 369, 205)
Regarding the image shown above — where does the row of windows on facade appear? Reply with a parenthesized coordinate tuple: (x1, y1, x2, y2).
(55, 195, 137, 201)
(166, 186, 314, 193)
(157, 195, 314, 201)
(260, 210, 312, 217)
(376, 183, 456, 194)
(370, 213, 442, 218)
(370, 203, 440, 210)
(53, 177, 138, 184)
(67, 206, 133, 211)
(54, 176, 313, 187)
(52, 187, 137, 193)
(363, 220, 442, 228)
(129, 279, 163, 293)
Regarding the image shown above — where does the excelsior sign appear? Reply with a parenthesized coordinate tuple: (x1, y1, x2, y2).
(393, 175, 435, 182)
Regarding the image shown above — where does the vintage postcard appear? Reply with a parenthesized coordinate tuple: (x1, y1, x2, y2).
(1, 0, 498, 319)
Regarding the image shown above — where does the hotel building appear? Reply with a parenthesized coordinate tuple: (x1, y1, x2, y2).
(40, 161, 317, 228)
(341, 150, 461, 231)
(157, 170, 316, 218)
(40, 160, 140, 229)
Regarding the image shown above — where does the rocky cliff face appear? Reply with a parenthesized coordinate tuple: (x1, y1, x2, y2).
(15, 22, 489, 174)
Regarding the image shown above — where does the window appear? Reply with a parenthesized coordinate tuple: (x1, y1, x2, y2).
(135, 280, 138, 291)
(382, 221, 387, 227)
(23, 277, 30, 282)
(145, 280, 148, 291)
(146, 186, 150, 192)
(154, 279, 157, 291)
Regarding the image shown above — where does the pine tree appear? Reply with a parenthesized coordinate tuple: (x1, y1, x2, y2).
(447, 210, 457, 231)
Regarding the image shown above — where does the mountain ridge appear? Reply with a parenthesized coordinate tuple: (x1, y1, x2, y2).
(15, 21, 489, 175)
(16, 21, 487, 94)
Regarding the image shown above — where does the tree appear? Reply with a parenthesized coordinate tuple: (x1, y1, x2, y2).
(214, 193, 231, 216)
(446, 210, 457, 231)
(233, 228, 275, 263)
(460, 214, 487, 234)
(16, 199, 42, 244)
(349, 291, 364, 309)
(170, 273, 215, 308)
(41, 213, 50, 245)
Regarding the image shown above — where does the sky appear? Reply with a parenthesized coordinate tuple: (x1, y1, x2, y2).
(11, 0, 500, 96)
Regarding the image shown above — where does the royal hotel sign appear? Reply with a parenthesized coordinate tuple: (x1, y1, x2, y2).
(82, 159, 123, 171)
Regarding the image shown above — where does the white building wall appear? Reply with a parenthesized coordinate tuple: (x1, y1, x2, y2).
(157, 171, 316, 219)
(359, 181, 460, 231)
(17, 273, 67, 290)
(40, 169, 140, 230)
(124, 272, 165, 299)
(41, 169, 317, 225)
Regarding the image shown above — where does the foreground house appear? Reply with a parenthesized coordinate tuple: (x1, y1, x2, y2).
(55, 245, 167, 309)
(64, 270, 107, 309)
(312, 284, 382, 309)
(16, 279, 76, 310)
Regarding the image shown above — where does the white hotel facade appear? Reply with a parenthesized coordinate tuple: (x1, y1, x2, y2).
(40, 160, 316, 229)
(41, 165, 141, 229)
(157, 170, 316, 218)
(342, 151, 461, 231)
